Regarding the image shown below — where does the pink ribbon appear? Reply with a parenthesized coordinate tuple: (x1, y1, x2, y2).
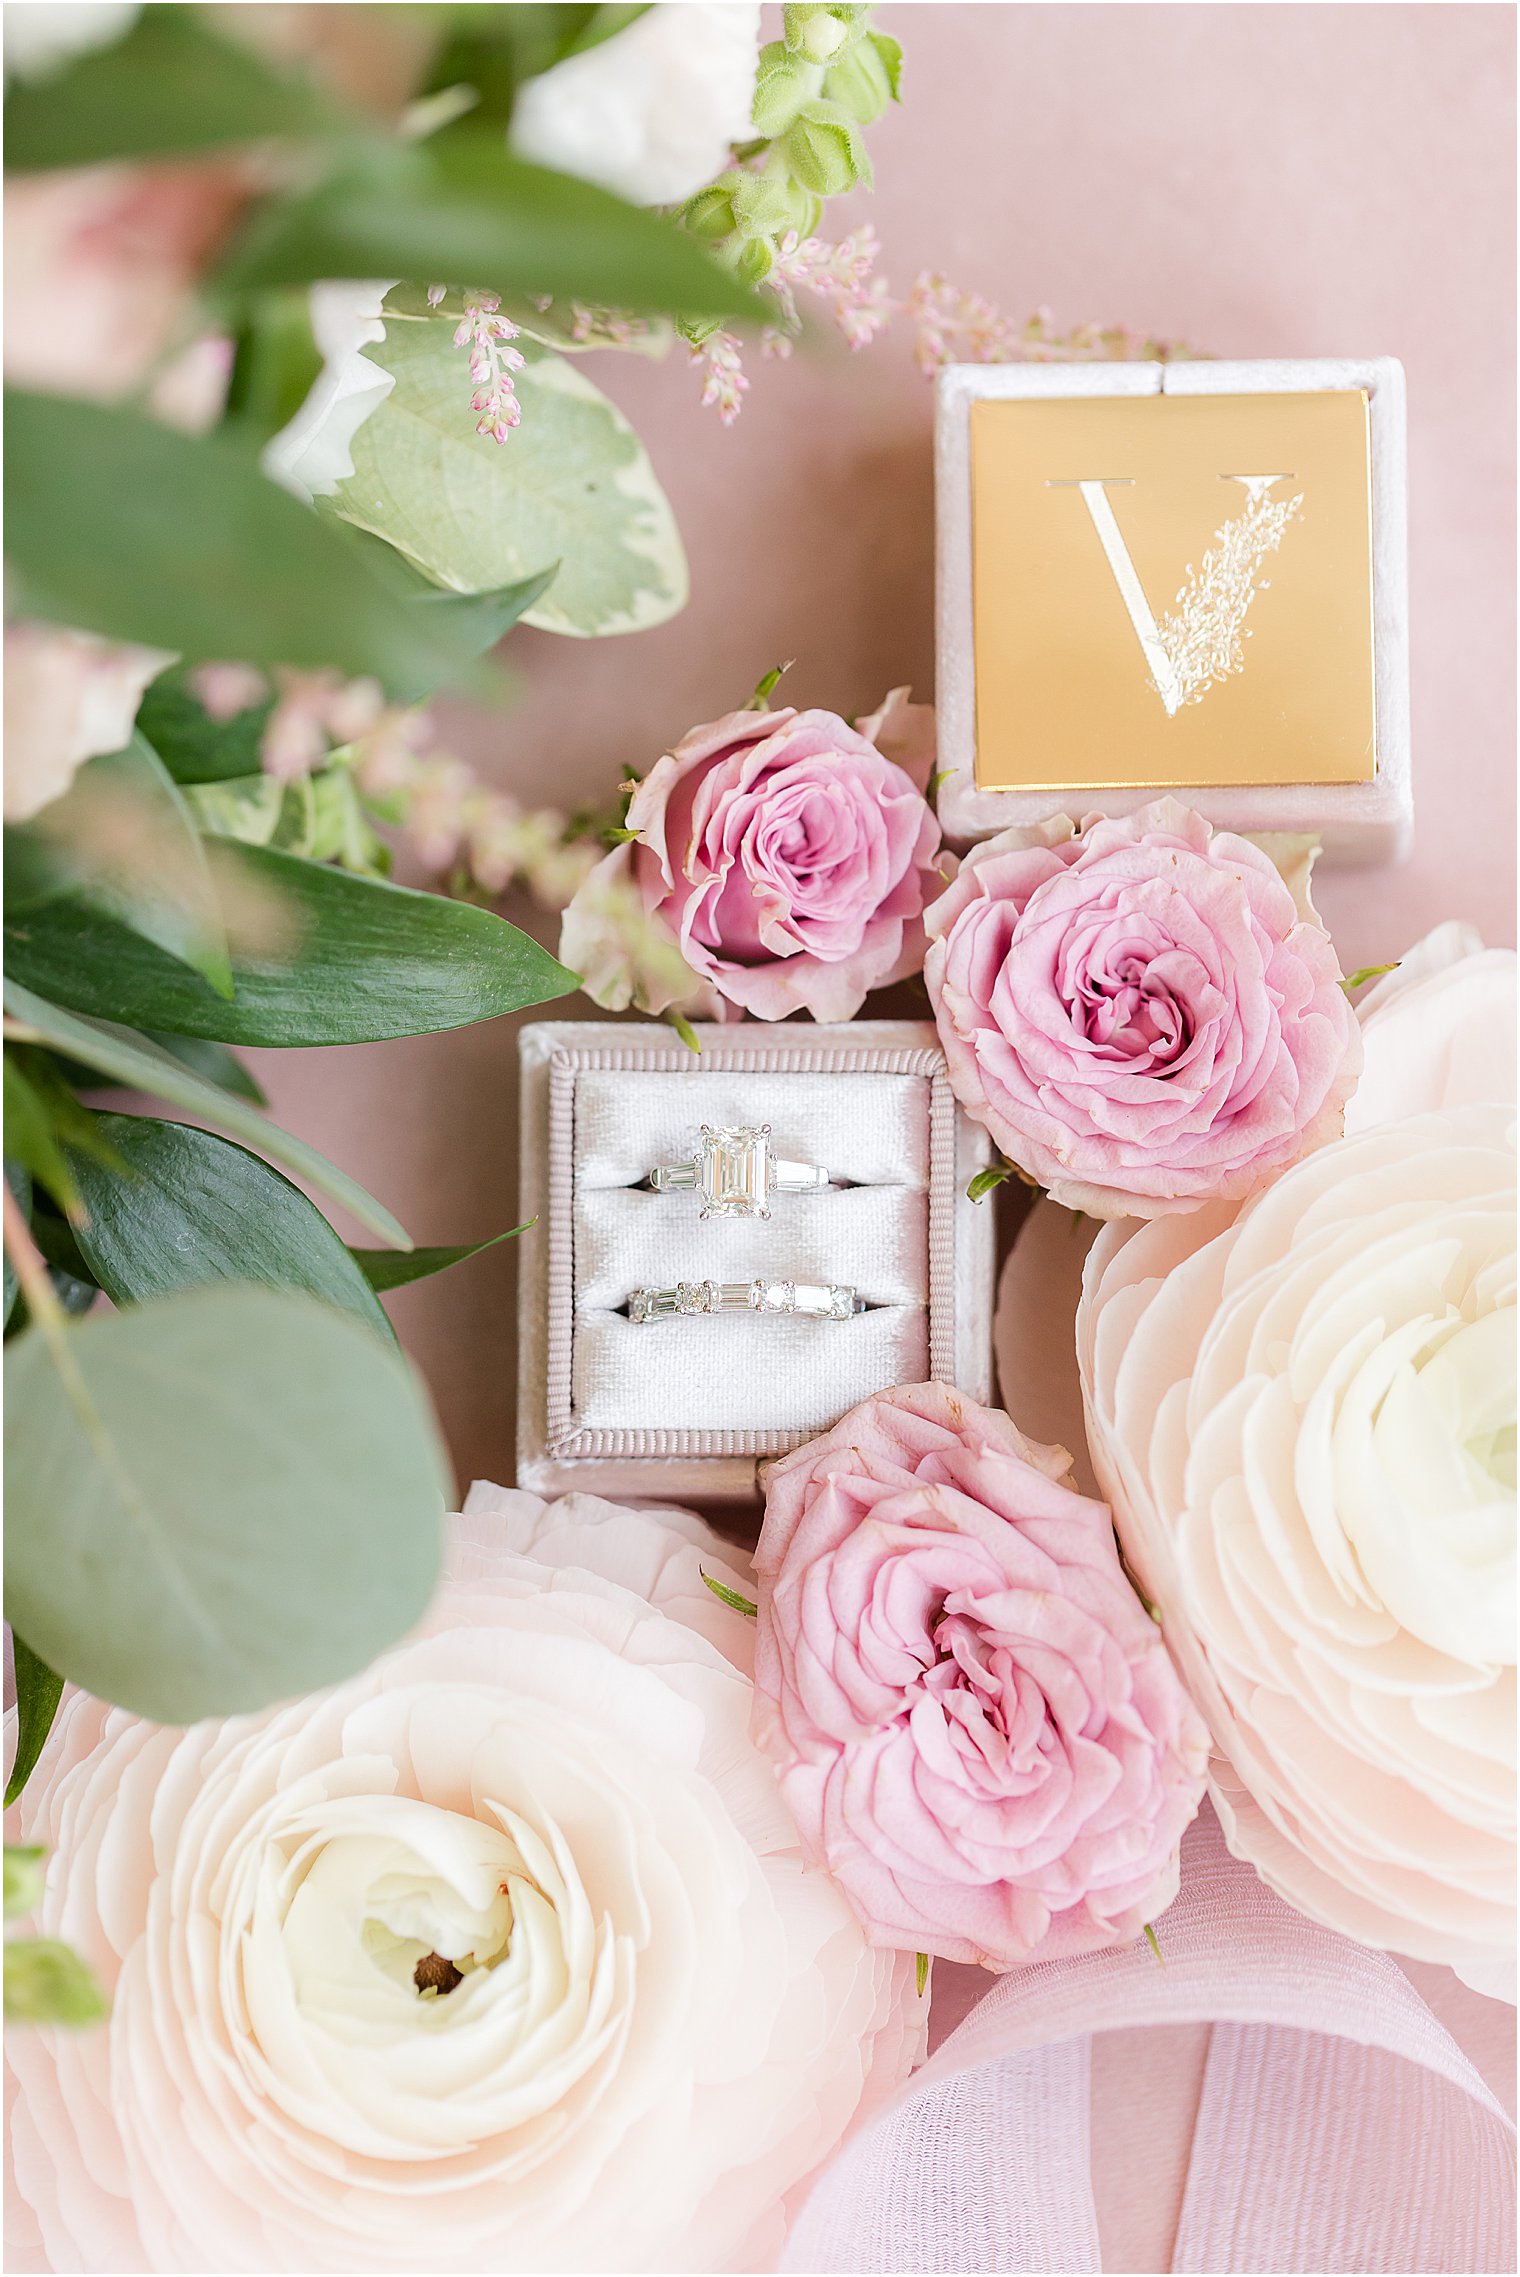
(785, 1807, 1516, 2273)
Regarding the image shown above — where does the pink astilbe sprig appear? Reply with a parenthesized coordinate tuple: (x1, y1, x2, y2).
(769, 225, 894, 351)
(454, 288, 526, 444)
(905, 273, 1193, 373)
(690, 330, 749, 425)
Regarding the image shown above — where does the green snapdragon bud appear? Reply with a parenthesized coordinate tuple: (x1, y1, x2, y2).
(825, 28, 902, 123)
(784, 4, 868, 64)
(784, 98, 873, 196)
(751, 39, 819, 137)
(735, 236, 774, 286)
(681, 182, 739, 240)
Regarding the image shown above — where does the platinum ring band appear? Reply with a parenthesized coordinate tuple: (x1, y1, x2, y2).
(647, 1124, 834, 1221)
(629, 1278, 864, 1324)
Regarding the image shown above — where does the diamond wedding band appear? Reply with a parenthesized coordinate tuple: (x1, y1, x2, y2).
(628, 1278, 864, 1324)
(647, 1125, 832, 1221)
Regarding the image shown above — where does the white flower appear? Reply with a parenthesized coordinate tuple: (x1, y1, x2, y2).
(4, 1491, 923, 2272)
(262, 279, 397, 503)
(508, 3, 762, 207)
(1077, 930, 1517, 2003)
(3, 2, 138, 84)
(3, 620, 171, 821)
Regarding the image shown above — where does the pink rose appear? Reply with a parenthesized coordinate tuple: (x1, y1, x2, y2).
(924, 798, 1362, 1217)
(751, 1382, 1210, 1970)
(561, 688, 942, 1021)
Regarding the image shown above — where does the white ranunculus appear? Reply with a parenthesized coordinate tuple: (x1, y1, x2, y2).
(262, 279, 397, 503)
(508, 3, 761, 207)
(1077, 930, 1517, 2003)
(4, 1491, 923, 2273)
(3, 1, 138, 83)
(4, 620, 172, 822)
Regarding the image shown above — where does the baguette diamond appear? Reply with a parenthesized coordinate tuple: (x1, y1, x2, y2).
(647, 1125, 833, 1217)
(627, 1278, 864, 1323)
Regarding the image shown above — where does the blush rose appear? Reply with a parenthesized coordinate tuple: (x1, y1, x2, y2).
(924, 798, 1362, 1218)
(561, 688, 942, 1022)
(751, 1382, 1210, 1970)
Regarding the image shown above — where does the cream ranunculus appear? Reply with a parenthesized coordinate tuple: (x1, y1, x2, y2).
(508, 4, 762, 207)
(1077, 929, 1517, 2002)
(3, 1491, 923, 2273)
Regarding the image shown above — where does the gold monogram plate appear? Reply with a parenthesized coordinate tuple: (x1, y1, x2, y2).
(970, 389, 1376, 791)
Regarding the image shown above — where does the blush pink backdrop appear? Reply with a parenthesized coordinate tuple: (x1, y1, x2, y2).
(248, 18, 1515, 2257)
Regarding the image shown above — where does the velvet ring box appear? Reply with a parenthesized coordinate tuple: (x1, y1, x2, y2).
(935, 356, 1411, 864)
(517, 1021, 996, 1502)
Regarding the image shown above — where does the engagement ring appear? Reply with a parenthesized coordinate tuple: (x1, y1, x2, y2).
(627, 1278, 864, 1323)
(646, 1125, 833, 1220)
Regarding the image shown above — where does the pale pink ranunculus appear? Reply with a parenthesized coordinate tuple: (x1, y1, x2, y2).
(3, 1490, 924, 2274)
(3, 619, 171, 822)
(924, 798, 1362, 1218)
(561, 691, 943, 1021)
(751, 1382, 1210, 1971)
(1078, 929, 1517, 2002)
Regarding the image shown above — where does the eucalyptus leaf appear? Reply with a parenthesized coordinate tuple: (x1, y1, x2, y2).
(3, 1939, 110, 2027)
(2, 984, 412, 1249)
(4, 392, 479, 692)
(216, 134, 758, 322)
(5, 1638, 64, 1809)
(336, 315, 687, 637)
(68, 1116, 394, 1341)
(10, 737, 233, 996)
(350, 1224, 529, 1293)
(4, 1283, 449, 1722)
(328, 536, 558, 703)
(3, 4, 344, 170)
(6, 841, 575, 1045)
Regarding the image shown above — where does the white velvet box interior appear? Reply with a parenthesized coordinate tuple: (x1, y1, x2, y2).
(572, 1070, 929, 1433)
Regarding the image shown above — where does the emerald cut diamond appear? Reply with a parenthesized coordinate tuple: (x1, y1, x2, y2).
(697, 1125, 772, 1221)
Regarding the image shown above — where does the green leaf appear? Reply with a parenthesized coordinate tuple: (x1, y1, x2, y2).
(4, 1161, 31, 1327)
(1143, 1922, 1165, 1967)
(666, 1011, 701, 1055)
(143, 1033, 267, 1106)
(698, 1568, 758, 1619)
(5, 1639, 64, 1809)
(135, 666, 275, 786)
(350, 1225, 529, 1294)
(330, 533, 557, 703)
(26, 1207, 95, 1288)
(915, 1950, 930, 1998)
(2, 984, 412, 1249)
(216, 134, 759, 322)
(5, 1939, 110, 2026)
(335, 315, 687, 638)
(9, 737, 233, 996)
(966, 1164, 1011, 1205)
(4, 1055, 82, 1223)
(3, 3, 344, 170)
(67, 1115, 394, 1342)
(6, 841, 576, 1046)
(186, 769, 391, 876)
(3, 1847, 45, 1919)
(4, 391, 479, 693)
(4, 1283, 449, 1722)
